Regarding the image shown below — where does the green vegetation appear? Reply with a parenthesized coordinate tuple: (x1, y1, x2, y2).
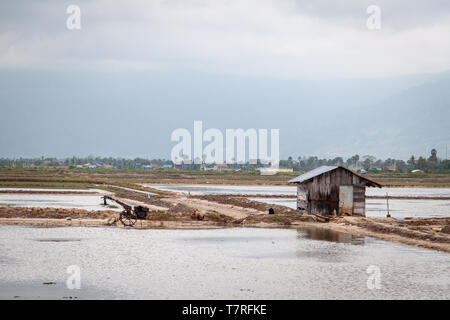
(1, 149, 449, 175)
(0, 166, 449, 189)
(280, 149, 450, 174)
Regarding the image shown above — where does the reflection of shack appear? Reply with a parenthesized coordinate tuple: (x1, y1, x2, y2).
(288, 166, 381, 216)
(296, 228, 365, 245)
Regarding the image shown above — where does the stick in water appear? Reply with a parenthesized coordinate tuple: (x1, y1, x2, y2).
(386, 192, 391, 218)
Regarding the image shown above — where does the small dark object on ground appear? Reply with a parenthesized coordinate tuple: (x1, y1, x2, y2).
(190, 211, 204, 221)
(268, 208, 275, 214)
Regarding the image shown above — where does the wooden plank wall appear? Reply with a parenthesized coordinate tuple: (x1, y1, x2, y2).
(353, 185, 366, 216)
(298, 167, 368, 216)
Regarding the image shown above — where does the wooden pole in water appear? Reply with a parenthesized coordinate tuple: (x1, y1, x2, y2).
(386, 192, 391, 218)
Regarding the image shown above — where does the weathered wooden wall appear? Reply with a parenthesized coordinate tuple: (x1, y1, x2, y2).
(296, 167, 368, 216)
(353, 185, 366, 216)
(296, 184, 308, 212)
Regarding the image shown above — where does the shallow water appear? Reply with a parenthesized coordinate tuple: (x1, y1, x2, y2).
(1, 185, 448, 218)
(0, 194, 120, 211)
(249, 197, 450, 219)
(147, 185, 450, 219)
(0, 188, 110, 193)
(146, 184, 450, 197)
(368, 187, 450, 197)
(143, 184, 297, 195)
(0, 225, 448, 299)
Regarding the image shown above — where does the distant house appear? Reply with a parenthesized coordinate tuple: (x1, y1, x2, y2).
(142, 165, 153, 170)
(259, 166, 293, 175)
(213, 163, 228, 171)
(163, 164, 173, 169)
(200, 164, 214, 171)
(88, 163, 97, 169)
(386, 165, 397, 171)
(288, 166, 381, 216)
(348, 165, 364, 172)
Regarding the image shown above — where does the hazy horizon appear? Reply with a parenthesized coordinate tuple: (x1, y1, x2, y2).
(1, 1, 449, 161)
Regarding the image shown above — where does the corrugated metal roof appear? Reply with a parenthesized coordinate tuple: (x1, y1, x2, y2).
(288, 166, 338, 183)
(288, 165, 382, 187)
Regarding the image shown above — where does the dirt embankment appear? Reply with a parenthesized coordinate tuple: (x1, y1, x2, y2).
(190, 194, 297, 215)
(0, 205, 235, 228)
(2, 203, 449, 253)
(194, 193, 450, 201)
(321, 216, 450, 253)
(1, 185, 450, 253)
(111, 190, 265, 219)
(0, 206, 117, 220)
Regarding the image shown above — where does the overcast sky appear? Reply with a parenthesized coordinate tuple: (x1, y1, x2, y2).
(1, 1, 449, 160)
(2, 0, 450, 77)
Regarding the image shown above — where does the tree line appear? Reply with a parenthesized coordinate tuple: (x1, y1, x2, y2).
(279, 149, 450, 173)
(0, 149, 449, 173)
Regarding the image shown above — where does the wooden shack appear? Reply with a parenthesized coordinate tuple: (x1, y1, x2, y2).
(288, 166, 381, 216)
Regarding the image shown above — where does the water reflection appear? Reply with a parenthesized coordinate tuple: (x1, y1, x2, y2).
(31, 238, 82, 243)
(181, 235, 284, 243)
(1, 226, 449, 299)
(296, 227, 365, 245)
(293, 228, 366, 263)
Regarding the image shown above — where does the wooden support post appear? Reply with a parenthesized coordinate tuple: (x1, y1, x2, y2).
(386, 192, 391, 218)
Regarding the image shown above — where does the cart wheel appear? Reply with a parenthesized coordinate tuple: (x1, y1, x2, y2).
(120, 210, 137, 227)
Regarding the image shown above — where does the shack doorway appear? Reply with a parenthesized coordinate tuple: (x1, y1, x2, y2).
(339, 185, 353, 215)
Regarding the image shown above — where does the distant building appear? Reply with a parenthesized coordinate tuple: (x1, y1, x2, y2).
(213, 163, 228, 171)
(386, 165, 397, 171)
(348, 165, 364, 172)
(259, 166, 293, 175)
(142, 165, 153, 170)
(288, 166, 381, 216)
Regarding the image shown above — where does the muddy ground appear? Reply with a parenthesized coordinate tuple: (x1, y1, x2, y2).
(2, 167, 450, 187)
(1, 180, 450, 253)
(1, 199, 449, 253)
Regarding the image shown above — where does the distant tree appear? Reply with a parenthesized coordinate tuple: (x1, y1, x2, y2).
(331, 157, 344, 166)
(417, 156, 427, 171)
(346, 154, 359, 167)
(428, 149, 438, 164)
(396, 160, 407, 172)
(363, 158, 371, 171)
(287, 156, 294, 168)
(407, 155, 416, 169)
